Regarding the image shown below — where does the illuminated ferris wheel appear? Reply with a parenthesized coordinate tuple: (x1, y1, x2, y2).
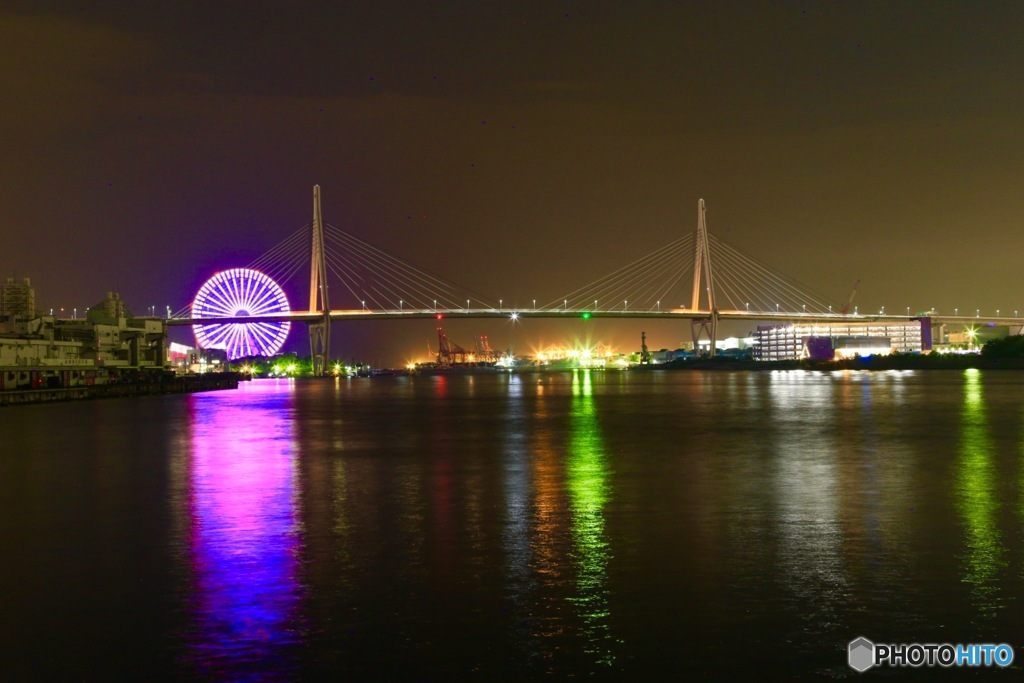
(191, 268, 291, 359)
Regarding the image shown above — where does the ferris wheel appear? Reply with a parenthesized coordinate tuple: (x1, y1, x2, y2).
(191, 268, 291, 359)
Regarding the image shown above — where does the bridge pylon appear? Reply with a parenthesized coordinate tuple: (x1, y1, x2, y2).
(689, 199, 718, 357)
(308, 185, 331, 375)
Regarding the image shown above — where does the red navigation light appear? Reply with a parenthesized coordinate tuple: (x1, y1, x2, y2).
(436, 313, 444, 320)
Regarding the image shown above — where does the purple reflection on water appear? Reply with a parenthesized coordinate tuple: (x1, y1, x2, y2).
(184, 381, 303, 679)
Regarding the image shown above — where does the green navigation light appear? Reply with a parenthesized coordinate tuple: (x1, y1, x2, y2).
(580, 312, 592, 320)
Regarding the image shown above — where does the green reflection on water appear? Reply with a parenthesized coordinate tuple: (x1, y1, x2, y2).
(567, 370, 615, 666)
(957, 369, 1005, 617)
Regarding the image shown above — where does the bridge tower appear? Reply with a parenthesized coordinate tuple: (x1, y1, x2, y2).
(690, 199, 718, 357)
(308, 185, 331, 375)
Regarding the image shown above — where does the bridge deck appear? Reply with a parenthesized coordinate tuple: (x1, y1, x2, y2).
(163, 310, 1021, 326)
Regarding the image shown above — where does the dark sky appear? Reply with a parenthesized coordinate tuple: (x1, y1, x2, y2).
(3, 2, 1023, 363)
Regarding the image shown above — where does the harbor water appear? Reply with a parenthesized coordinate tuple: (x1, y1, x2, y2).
(3, 369, 1024, 679)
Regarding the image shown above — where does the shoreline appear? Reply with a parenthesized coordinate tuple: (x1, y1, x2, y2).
(0, 373, 240, 407)
(641, 356, 1024, 372)
(394, 356, 1024, 375)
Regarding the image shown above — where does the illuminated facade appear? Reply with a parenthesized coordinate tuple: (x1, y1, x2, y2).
(753, 321, 925, 361)
(167, 341, 228, 374)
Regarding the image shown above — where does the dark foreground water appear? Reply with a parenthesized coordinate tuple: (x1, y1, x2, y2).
(3, 369, 1024, 680)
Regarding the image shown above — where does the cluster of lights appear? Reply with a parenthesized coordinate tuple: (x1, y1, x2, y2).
(535, 344, 620, 367)
(331, 362, 362, 377)
(267, 363, 299, 377)
(495, 354, 517, 369)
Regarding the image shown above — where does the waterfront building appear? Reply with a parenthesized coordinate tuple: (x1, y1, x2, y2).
(0, 291, 168, 390)
(753, 321, 926, 361)
(167, 341, 228, 374)
(941, 324, 1009, 350)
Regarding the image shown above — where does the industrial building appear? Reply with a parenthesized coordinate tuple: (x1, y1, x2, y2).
(753, 320, 929, 361)
(939, 323, 1010, 350)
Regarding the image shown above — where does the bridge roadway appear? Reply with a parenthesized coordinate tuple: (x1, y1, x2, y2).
(163, 309, 1024, 327)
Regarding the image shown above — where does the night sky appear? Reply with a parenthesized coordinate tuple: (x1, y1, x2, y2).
(4, 2, 1023, 364)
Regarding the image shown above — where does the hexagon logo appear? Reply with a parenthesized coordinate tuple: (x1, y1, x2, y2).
(848, 637, 875, 672)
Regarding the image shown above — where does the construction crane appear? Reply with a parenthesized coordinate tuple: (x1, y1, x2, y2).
(841, 280, 860, 315)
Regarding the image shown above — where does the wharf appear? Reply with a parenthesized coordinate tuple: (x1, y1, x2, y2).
(0, 373, 239, 406)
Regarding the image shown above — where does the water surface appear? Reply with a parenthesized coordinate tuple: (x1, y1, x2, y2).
(3, 369, 1024, 679)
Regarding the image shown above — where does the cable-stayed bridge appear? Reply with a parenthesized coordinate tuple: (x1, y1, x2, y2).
(166, 186, 1022, 374)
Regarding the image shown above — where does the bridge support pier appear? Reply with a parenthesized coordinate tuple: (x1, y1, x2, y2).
(308, 185, 331, 375)
(309, 315, 330, 376)
(691, 310, 718, 358)
(688, 199, 717, 358)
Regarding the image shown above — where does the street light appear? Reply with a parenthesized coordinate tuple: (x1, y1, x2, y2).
(433, 299, 437, 311)
(746, 302, 750, 312)
(976, 309, 980, 317)
(564, 299, 567, 311)
(657, 300, 660, 311)
(499, 299, 502, 311)
(955, 308, 958, 316)
(532, 299, 536, 310)
(399, 299, 403, 310)
(361, 300, 366, 310)
(624, 299, 628, 310)
(906, 306, 910, 316)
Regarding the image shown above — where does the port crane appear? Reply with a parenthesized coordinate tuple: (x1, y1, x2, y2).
(436, 327, 471, 365)
(474, 335, 500, 362)
(435, 328, 501, 366)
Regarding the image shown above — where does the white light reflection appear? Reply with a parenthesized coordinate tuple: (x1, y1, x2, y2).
(768, 372, 849, 629)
